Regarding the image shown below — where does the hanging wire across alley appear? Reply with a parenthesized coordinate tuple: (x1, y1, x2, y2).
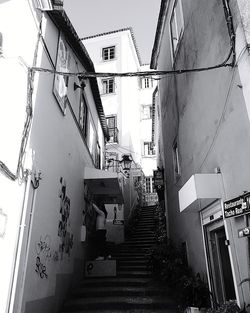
(31, 47, 234, 79)
(0, 0, 236, 182)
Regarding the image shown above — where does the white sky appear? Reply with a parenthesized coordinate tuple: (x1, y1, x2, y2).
(64, 0, 161, 64)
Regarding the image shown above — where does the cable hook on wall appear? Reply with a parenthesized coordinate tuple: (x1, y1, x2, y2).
(31, 170, 42, 189)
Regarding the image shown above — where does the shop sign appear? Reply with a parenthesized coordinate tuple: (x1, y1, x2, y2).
(238, 227, 250, 238)
(153, 170, 164, 190)
(224, 192, 250, 219)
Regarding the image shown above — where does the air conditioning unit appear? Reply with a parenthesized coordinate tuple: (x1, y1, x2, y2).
(35, 0, 53, 10)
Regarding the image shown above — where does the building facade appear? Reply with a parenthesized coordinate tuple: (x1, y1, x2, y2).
(83, 29, 157, 228)
(0, 1, 121, 313)
(151, 0, 250, 309)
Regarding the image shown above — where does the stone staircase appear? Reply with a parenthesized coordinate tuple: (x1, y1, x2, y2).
(60, 206, 178, 313)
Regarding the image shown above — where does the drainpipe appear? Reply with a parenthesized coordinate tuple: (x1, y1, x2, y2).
(6, 172, 32, 313)
(9, 170, 40, 313)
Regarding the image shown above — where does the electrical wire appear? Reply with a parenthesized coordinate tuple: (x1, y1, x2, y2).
(30, 47, 233, 79)
(0, 0, 237, 181)
(0, 10, 43, 181)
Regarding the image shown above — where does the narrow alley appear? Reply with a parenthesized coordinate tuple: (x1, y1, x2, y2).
(60, 206, 178, 313)
(1, 1, 250, 313)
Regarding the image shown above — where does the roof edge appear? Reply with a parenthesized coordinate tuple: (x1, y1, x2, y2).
(150, 0, 169, 69)
(82, 27, 142, 66)
(47, 10, 109, 140)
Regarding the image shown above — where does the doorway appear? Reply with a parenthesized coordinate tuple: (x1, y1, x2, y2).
(205, 221, 236, 305)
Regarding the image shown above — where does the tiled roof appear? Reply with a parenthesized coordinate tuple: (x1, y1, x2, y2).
(82, 27, 142, 66)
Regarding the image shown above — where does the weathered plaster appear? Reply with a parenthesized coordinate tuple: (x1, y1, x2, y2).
(237, 0, 250, 44)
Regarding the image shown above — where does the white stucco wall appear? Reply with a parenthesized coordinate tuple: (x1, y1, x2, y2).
(0, 1, 40, 312)
(0, 3, 106, 313)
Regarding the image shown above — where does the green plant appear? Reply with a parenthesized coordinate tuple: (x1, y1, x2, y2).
(147, 237, 211, 310)
(205, 301, 241, 313)
(178, 273, 211, 309)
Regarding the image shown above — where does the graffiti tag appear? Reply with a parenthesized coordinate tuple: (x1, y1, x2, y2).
(35, 235, 52, 259)
(35, 256, 48, 279)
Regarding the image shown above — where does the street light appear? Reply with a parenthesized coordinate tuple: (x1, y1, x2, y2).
(106, 154, 133, 174)
(119, 154, 132, 171)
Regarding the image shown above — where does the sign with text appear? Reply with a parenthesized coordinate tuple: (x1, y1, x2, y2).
(238, 227, 250, 238)
(224, 192, 250, 219)
(153, 170, 164, 190)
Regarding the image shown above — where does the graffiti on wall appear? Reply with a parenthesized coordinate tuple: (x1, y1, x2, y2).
(58, 177, 74, 259)
(35, 235, 50, 279)
(35, 256, 48, 279)
(34, 234, 60, 278)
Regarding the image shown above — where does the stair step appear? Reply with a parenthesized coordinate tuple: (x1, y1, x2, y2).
(116, 244, 153, 248)
(117, 259, 148, 266)
(80, 277, 151, 287)
(62, 295, 177, 311)
(117, 270, 152, 278)
(62, 308, 175, 313)
(124, 241, 155, 245)
(120, 240, 155, 245)
(118, 265, 149, 271)
(70, 286, 168, 298)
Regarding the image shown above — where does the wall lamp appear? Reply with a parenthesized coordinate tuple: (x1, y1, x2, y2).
(107, 154, 133, 171)
(73, 80, 86, 91)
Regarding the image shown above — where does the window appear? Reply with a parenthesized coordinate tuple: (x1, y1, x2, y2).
(88, 121, 96, 160)
(170, 0, 184, 59)
(79, 94, 88, 138)
(143, 142, 155, 156)
(102, 46, 115, 61)
(141, 105, 152, 120)
(173, 141, 181, 177)
(145, 177, 155, 193)
(102, 78, 115, 94)
(34, 0, 53, 10)
(95, 142, 101, 169)
(53, 34, 71, 115)
(0, 32, 3, 55)
(140, 77, 153, 89)
(106, 115, 119, 143)
(145, 177, 151, 193)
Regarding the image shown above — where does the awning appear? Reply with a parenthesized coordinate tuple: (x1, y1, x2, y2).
(178, 174, 223, 212)
(84, 167, 124, 204)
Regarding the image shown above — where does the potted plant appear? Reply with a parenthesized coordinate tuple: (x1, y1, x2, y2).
(180, 273, 211, 313)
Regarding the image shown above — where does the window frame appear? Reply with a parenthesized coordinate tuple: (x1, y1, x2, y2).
(79, 93, 88, 139)
(102, 46, 116, 61)
(53, 33, 71, 115)
(173, 140, 181, 179)
(0, 32, 3, 55)
(169, 0, 184, 63)
(102, 78, 115, 95)
(141, 105, 153, 120)
(139, 77, 153, 89)
(106, 115, 119, 144)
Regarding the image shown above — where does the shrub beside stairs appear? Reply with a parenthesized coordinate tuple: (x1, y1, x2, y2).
(60, 206, 178, 313)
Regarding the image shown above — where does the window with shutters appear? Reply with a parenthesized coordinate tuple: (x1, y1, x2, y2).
(106, 115, 119, 143)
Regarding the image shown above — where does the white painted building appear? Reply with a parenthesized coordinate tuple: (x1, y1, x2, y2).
(0, 1, 122, 313)
(82, 28, 158, 209)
